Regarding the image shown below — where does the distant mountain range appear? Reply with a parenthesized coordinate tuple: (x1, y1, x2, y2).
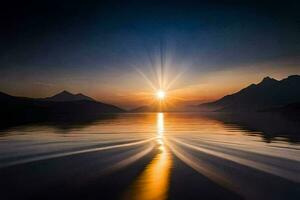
(199, 75, 300, 113)
(130, 104, 165, 112)
(130, 105, 152, 112)
(0, 91, 124, 122)
(1, 74, 300, 123)
(130, 103, 182, 112)
(43, 90, 95, 102)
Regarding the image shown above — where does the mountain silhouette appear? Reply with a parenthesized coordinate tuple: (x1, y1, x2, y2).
(0, 91, 124, 123)
(130, 105, 159, 112)
(130, 102, 172, 112)
(199, 75, 300, 112)
(44, 90, 95, 102)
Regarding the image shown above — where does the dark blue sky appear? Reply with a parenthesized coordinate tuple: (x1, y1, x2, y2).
(0, 0, 299, 107)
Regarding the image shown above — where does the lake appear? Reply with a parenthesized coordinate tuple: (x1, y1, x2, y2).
(0, 112, 299, 200)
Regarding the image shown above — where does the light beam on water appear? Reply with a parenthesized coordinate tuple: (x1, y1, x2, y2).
(123, 113, 172, 200)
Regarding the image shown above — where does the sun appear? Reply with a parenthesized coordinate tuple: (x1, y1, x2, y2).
(156, 90, 166, 100)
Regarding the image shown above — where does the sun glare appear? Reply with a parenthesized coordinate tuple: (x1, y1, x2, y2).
(156, 90, 166, 100)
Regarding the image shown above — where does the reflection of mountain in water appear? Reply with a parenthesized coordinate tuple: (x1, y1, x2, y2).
(0, 113, 299, 200)
(207, 112, 300, 143)
(0, 113, 119, 134)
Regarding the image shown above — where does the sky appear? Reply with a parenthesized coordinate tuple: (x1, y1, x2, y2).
(0, 0, 299, 108)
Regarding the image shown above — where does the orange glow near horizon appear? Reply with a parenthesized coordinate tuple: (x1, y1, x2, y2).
(102, 65, 300, 109)
(4, 58, 299, 110)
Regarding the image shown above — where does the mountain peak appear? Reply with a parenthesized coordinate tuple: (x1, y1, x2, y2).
(259, 76, 278, 85)
(60, 90, 72, 95)
(45, 91, 94, 102)
(54, 90, 74, 97)
(262, 76, 277, 82)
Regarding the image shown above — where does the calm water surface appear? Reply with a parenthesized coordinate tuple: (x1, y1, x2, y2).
(0, 112, 299, 200)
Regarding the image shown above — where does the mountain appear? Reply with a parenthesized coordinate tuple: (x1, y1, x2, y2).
(44, 90, 95, 102)
(199, 75, 300, 112)
(130, 105, 155, 112)
(0, 91, 13, 101)
(0, 91, 124, 123)
(130, 103, 174, 112)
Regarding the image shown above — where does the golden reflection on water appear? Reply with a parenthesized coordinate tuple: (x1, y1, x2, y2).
(123, 113, 172, 200)
(157, 113, 164, 139)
